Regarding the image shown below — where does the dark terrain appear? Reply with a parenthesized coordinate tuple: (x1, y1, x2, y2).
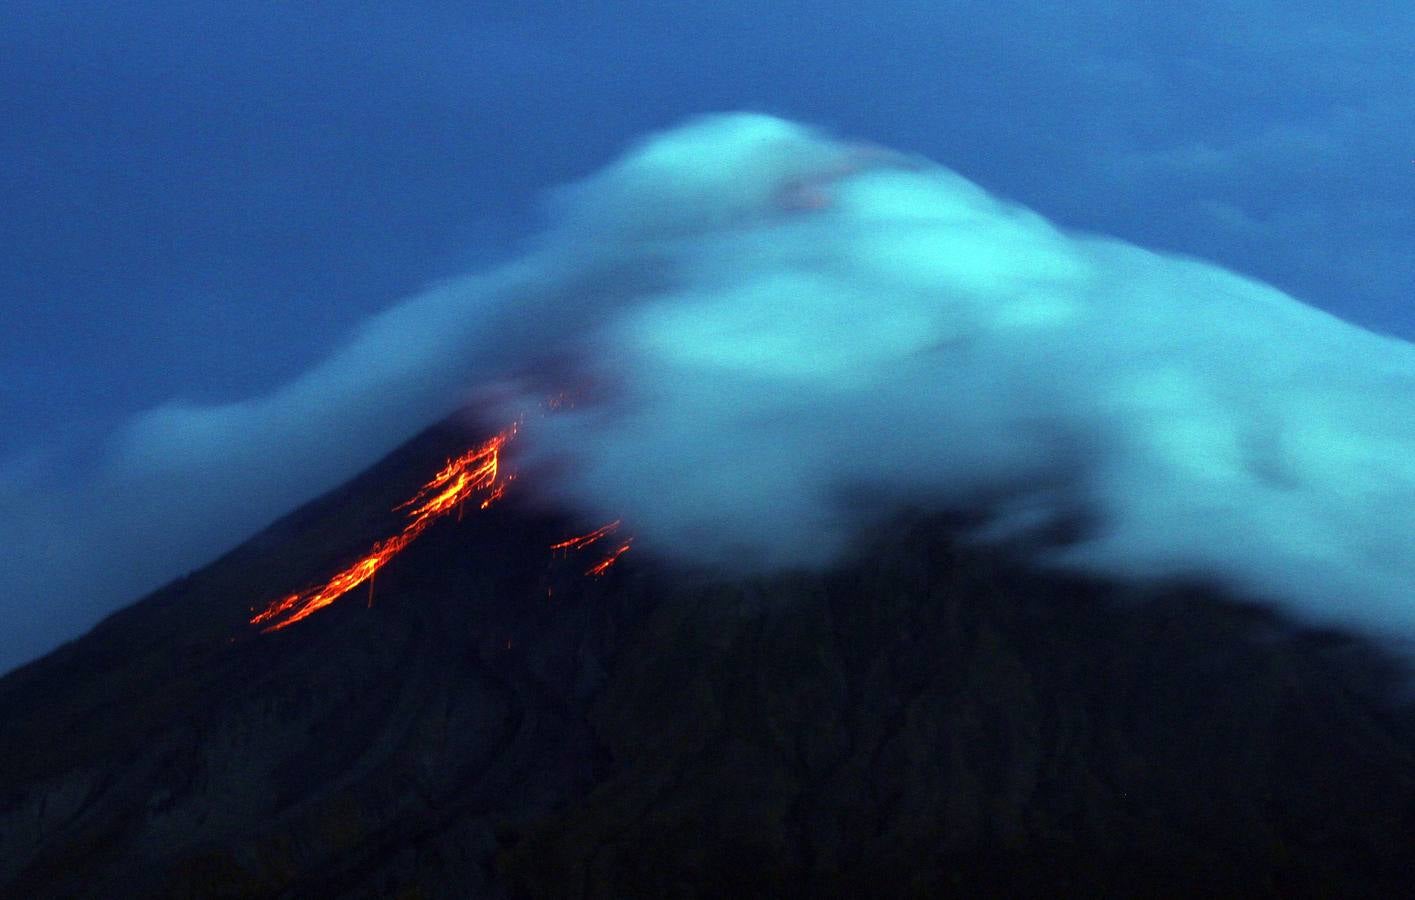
(2, 418, 1414, 898)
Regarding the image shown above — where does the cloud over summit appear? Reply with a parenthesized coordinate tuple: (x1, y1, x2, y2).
(4, 113, 1413, 673)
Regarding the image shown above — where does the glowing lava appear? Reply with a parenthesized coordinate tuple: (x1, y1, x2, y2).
(551, 520, 621, 553)
(250, 426, 515, 632)
(585, 540, 632, 577)
(551, 520, 632, 576)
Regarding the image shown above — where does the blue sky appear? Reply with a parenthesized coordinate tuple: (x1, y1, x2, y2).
(4, 1, 1411, 452)
(1, 2, 1412, 668)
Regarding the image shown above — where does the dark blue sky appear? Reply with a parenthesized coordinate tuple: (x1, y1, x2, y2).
(4, 1, 1411, 459)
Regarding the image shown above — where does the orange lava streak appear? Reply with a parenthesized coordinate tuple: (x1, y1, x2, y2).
(586, 540, 632, 577)
(250, 426, 515, 632)
(550, 520, 621, 553)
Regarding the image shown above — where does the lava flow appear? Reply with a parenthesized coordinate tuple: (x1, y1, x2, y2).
(551, 520, 621, 554)
(250, 426, 516, 632)
(586, 539, 632, 576)
(551, 520, 633, 576)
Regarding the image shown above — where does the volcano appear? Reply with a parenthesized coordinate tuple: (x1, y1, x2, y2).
(3, 414, 1415, 898)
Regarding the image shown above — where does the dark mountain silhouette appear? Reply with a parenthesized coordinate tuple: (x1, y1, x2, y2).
(3, 416, 1414, 898)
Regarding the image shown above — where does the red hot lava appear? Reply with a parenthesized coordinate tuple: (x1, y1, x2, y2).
(550, 520, 633, 577)
(585, 540, 632, 577)
(250, 426, 515, 632)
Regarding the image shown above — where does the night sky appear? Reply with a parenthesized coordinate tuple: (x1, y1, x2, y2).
(3, 1, 1412, 670)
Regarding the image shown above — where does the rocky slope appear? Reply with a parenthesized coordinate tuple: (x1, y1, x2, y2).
(2, 419, 1413, 897)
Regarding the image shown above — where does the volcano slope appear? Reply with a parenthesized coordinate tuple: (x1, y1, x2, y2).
(2, 417, 1414, 898)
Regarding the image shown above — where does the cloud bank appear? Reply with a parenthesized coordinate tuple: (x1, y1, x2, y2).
(4, 113, 1413, 672)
